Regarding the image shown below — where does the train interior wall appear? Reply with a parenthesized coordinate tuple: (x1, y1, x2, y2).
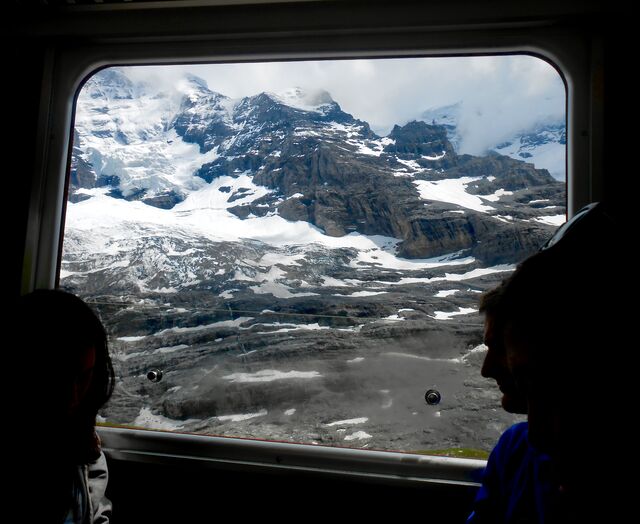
(106, 458, 478, 521)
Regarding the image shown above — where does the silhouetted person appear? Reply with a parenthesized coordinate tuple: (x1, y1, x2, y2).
(467, 202, 624, 523)
(9, 289, 115, 523)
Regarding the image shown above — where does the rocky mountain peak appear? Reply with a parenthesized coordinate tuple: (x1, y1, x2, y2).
(83, 67, 142, 101)
(181, 73, 210, 92)
(234, 88, 345, 126)
(269, 87, 336, 112)
(385, 120, 456, 159)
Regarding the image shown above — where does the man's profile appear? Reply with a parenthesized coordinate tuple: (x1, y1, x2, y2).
(479, 284, 527, 416)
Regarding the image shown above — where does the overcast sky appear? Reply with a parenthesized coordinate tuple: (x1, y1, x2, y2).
(124, 55, 565, 156)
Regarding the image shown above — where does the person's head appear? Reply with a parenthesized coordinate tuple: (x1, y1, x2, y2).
(481, 202, 620, 463)
(15, 289, 115, 463)
(496, 250, 579, 455)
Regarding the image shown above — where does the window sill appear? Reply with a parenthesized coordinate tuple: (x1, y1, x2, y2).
(99, 426, 485, 488)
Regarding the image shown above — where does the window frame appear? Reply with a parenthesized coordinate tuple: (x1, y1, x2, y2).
(22, 8, 597, 487)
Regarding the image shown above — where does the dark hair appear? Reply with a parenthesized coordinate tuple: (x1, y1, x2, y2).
(478, 280, 507, 316)
(481, 201, 620, 374)
(15, 289, 115, 463)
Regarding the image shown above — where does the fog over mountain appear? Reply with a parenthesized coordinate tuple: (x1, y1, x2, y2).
(420, 102, 566, 180)
(63, 68, 563, 454)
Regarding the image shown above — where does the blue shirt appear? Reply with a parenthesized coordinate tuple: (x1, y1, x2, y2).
(466, 422, 568, 524)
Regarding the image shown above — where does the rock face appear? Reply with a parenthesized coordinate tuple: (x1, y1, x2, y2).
(63, 67, 562, 454)
(385, 120, 456, 163)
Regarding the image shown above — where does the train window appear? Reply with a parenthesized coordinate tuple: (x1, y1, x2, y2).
(60, 55, 565, 457)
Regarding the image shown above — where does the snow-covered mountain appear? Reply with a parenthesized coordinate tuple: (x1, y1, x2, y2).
(70, 68, 564, 258)
(420, 102, 566, 180)
(492, 122, 565, 180)
(63, 68, 560, 452)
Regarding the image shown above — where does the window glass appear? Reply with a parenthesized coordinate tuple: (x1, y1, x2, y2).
(61, 56, 566, 457)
